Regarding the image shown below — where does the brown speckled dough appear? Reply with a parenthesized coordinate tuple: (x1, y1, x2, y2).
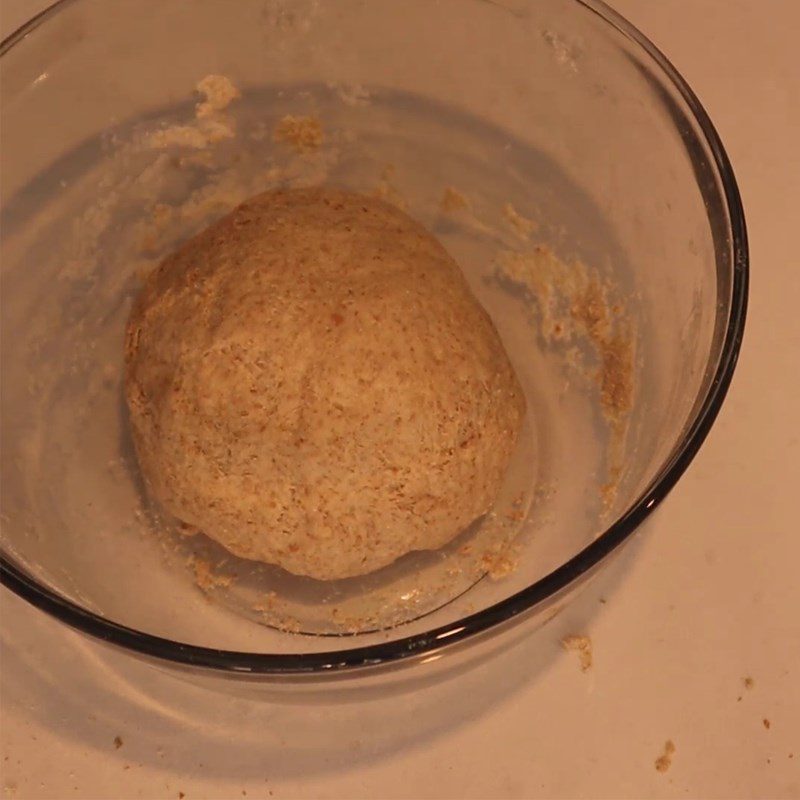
(125, 188, 526, 580)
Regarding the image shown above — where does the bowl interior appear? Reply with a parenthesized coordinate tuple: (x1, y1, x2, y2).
(0, 0, 736, 663)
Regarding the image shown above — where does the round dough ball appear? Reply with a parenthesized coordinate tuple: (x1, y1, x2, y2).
(125, 188, 525, 580)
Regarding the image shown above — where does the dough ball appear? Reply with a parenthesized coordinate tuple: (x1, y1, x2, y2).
(125, 188, 525, 580)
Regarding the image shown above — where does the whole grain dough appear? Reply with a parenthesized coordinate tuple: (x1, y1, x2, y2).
(125, 188, 525, 580)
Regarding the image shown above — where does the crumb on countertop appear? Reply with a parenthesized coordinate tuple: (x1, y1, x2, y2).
(113, 735, 123, 749)
(273, 115, 324, 153)
(763, 718, 771, 730)
(655, 739, 676, 773)
(744, 676, 755, 689)
(561, 634, 592, 672)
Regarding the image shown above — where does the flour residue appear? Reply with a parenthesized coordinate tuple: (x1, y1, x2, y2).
(496, 245, 635, 511)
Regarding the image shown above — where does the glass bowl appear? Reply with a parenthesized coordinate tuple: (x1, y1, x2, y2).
(0, 0, 747, 681)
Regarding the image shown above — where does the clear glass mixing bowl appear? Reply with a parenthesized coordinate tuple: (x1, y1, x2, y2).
(0, 0, 747, 681)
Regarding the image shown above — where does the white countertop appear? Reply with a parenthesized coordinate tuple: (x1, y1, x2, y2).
(2, 1, 798, 798)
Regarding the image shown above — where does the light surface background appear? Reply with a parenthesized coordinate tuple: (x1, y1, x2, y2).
(1, 1, 798, 798)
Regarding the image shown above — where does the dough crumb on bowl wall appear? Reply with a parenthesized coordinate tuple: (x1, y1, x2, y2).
(494, 246, 636, 514)
(273, 114, 326, 153)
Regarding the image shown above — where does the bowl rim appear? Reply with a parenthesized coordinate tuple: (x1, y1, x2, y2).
(0, 0, 748, 676)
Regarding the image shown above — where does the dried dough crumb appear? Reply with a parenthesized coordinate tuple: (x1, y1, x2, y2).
(763, 718, 771, 730)
(113, 736, 123, 749)
(149, 76, 239, 150)
(195, 74, 241, 119)
(655, 740, 676, 773)
(503, 202, 538, 240)
(147, 119, 235, 150)
(273, 115, 324, 152)
(192, 558, 232, 590)
(598, 329, 635, 425)
(199, 118, 237, 144)
(744, 676, 755, 689)
(481, 547, 518, 580)
(562, 634, 593, 671)
(329, 82, 371, 107)
(252, 591, 278, 614)
(440, 186, 471, 214)
(373, 165, 407, 210)
(148, 126, 215, 150)
(600, 465, 622, 512)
